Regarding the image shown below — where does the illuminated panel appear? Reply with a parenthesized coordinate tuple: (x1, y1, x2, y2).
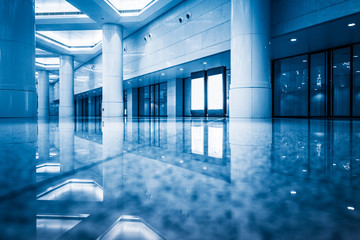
(35, 0, 81, 13)
(207, 74, 223, 110)
(191, 126, 204, 155)
(98, 215, 164, 240)
(37, 179, 103, 201)
(37, 30, 102, 47)
(107, 0, 155, 11)
(191, 77, 205, 111)
(36, 57, 60, 65)
(208, 127, 223, 158)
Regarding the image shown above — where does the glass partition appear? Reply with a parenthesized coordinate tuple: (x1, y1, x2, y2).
(310, 52, 327, 116)
(332, 47, 351, 116)
(274, 55, 308, 116)
(353, 44, 360, 116)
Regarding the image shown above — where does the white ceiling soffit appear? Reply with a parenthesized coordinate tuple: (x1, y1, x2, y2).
(36, 15, 100, 31)
(36, 33, 102, 56)
(66, 0, 183, 33)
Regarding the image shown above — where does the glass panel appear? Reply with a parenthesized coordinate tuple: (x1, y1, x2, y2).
(207, 74, 223, 110)
(310, 52, 326, 116)
(353, 44, 360, 116)
(155, 85, 159, 116)
(139, 87, 145, 116)
(150, 86, 155, 116)
(123, 90, 127, 116)
(191, 77, 205, 111)
(191, 126, 204, 155)
(159, 83, 167, 116)
(333, 47, 351, 116)
(274, 55, 308, 116)
(144, 86, 150, 116)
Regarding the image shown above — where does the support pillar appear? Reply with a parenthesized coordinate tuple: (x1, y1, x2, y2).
(0, 0, 36, 117)
(102, 24, 124, 117)
(229, 0, 271, 118)
(59, 55, 74, 117)
(38, 71, 49, 118)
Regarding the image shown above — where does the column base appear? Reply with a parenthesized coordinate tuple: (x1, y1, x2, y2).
(229, 87, 271, 118)
(102, 102, 124, 117)
(59, 106, 74, 117)
(38, 108, 49, 118)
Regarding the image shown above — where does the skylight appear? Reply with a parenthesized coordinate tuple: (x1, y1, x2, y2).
(35, 0, 81, 14)
(107, 0, 156, 11)
(37, 30, 102, 48)
(36, 57, 60, 65)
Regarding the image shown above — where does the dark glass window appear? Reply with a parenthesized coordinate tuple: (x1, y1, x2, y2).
(332, 47, 351, 116)
(310, 52, 327, 116)
(274, 55, 308, 116)
(353, 44, 360, 116)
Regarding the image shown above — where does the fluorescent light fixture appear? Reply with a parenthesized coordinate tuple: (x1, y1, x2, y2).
(290, 191, 297, 195)
(290, 38, 297, 42)
(348, 23, 356, 27)
(354, 55, 359, 58)
(347, 206, 355, 210)
(303, 60, 308, 63)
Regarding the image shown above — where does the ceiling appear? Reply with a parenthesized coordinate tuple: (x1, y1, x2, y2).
(35, 0, 183, 79)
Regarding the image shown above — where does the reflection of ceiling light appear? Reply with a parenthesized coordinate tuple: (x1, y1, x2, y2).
(303, 60, 307, 63)
(290, 191, 296, 195)
(356, 70, 360, 73)
(203, 62, 207, 65)
(161, 73, 165, 76)
(354, 55, 359, 58)
(290, 38, 297, 42)
(180, 68, 183, 71)
(348, 23, 356, 27)
(282, 73, 286, 76)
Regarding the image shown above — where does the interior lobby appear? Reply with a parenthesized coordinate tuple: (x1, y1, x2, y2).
(1, 0, 360, 239)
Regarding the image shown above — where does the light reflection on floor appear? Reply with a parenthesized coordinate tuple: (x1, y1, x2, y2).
(0, 117, 360, 239)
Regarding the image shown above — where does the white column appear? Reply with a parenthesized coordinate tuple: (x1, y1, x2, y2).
(230, 0, 271, 118)
(0, 0, 36, 117)
(38, 71, 49, 118)
(102, 24, 124, 117)
(59, 55, 74, 117)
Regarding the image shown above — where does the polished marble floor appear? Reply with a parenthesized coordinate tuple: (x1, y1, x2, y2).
(1, 117, 360, 240)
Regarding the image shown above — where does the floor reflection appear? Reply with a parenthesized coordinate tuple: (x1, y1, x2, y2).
(0, 117, 360, 239)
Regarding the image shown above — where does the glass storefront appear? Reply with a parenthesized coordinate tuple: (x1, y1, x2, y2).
(273, 43, 360, 117)
(139, 83, 167, 117)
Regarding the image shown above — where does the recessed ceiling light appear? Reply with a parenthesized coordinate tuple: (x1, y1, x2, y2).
(348, 23, 356, 27)
(203, 62, 207, 65)
(290, 38, 297, 42)
(303, 59, 307, 63)
(354, 55, 359, 58)
(180, 68, 184, 71)
(161, 73, 165, 76)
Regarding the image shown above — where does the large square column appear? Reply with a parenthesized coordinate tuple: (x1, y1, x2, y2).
(0, 0, 36, 117)
(229, 0, 271, 118)
(59, 55, 74, 117)
(102, 24, 124, 117)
